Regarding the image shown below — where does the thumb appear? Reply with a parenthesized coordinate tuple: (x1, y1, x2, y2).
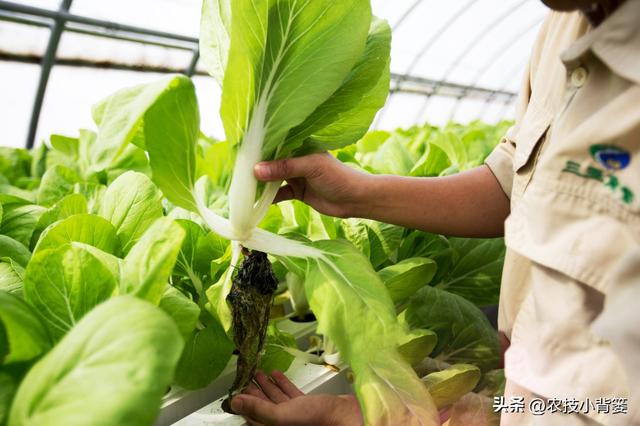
(231, 394, 280, 425)
(254, 157, 314, 182)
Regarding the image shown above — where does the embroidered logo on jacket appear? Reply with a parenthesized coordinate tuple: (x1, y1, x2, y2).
(589, 144, 631, 171)
(562, 144, 634, 205)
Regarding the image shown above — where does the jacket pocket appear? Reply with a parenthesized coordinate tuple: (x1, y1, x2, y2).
(513, 99, 554, 172)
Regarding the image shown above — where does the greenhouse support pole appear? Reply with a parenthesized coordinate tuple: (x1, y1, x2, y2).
(25, 0, 73, 149)
(186, 49, 200, 77)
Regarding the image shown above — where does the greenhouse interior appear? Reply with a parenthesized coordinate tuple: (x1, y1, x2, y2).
(0, 0, 638, 425)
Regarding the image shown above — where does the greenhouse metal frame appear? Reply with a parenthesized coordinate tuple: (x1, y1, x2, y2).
(0, 0, 530, 150)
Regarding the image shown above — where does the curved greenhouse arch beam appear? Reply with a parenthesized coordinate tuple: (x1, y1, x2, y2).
(413, 0, 529, 124)
(391, 0, 423, 32)
(448, 15, 544, 120)
(374, 0, 478, 129)
(479, 57, 528, 122)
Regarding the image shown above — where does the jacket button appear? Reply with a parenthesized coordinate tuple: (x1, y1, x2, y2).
(571, 66, 588, 88)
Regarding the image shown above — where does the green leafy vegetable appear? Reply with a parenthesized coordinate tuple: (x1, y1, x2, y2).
(34, 214, 119, 256)
(405, 286, 500, 372)
(0, 236, 31, 267)
(259, 325, 298, 375)
(159, 286, 200, 340)
(0, 291, 51, 365)
(174, 318, 234, 390)
(120, 218, 185, 304)
(24, 244, 118, 340)
(8, 296, 184, 426)
(378, 257, 437, 304)
(422, 364, 481, 409)
(99, 171, 163, 254)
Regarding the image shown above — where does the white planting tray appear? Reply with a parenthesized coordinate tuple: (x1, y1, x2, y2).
(172, 359, 352, 426)
(155, 319, 350, 426)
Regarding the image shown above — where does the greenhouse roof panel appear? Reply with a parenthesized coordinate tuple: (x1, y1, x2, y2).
(0, 0, 552, 147)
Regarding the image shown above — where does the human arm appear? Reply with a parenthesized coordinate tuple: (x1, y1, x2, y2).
(254, 153, 510, 238)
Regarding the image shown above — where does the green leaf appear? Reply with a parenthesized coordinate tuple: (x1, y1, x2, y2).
(200, 0, 231, 86)
(430, 131, 468, 168)
(99, 171, 163, 254)
(356, 130, 390, 153)
(73, 182, 106, 214)
(371, 135, 416, 175)
(107, 144, 150, 181)
(398, 231, 452, 264)
(34, 214, 119, 256)
(37, 165, 80, 207)
(221, 0, 372, 160)
(121, 218, 185, 304)
(196, 137, 233, 189)
(410, 142, 451, 177)
(174, 317, 234, 390)
(49, 135, 79, 158)
(286, 272, 308, 316)
(0, 205, 45, 248)
(378, 257, 437, 304)
(91, 75, 194, 170)
(259, 325, 297, 375)
(435, 238, 505, 307)
(204, 257, 233, 333)
(302, 240, 439, 424)
(351, 351, 439, 425)
(0, 236, 31, 267)
(8, 296, 184, 426)
(174, 220, 206, 279)
(30, 193, 88, 249)
(476, 369, 505, 398)
(0, 291, 51, 365)
(405, 286, 500, 372)
(286, 17, 391, 155)
(0, 260, 25, 296)
(159, 286, 200, 340)
(145, 76, 200, 211)
(0, 185, 36, 205)
(257, 204, 284, 234)
(24, 244, 118, 340)
(397, 328, 438, 366)
(340, 218, 371, 259)
(0, 148, 31, 184)
(30, 143, 48, 179)
(422, 364, 481, 409)
(366, 221, 404, 269)
(447, 393, 500, 426)
(0, 371, 17, 425)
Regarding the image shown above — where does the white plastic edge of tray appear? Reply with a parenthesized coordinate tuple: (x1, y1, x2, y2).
(155, 319, 353, 426)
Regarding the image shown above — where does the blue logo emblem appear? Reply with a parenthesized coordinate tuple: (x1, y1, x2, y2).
(590, 144, 631, 171)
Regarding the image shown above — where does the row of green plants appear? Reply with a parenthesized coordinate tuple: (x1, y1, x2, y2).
(0, 1, 509, 424)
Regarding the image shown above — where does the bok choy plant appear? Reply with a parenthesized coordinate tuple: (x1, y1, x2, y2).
(81, 0, 440, 423)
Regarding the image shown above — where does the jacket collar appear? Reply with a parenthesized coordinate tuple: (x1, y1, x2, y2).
(561, 0, 640, 85)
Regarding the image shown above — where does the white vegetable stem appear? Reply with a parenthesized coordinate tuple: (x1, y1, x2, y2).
(196, 190, 324, 259)
(228, 98, 268, 241)
(251, 180, 283, 228)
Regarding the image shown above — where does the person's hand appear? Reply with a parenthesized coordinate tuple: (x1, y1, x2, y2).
(231, 370, 363, 426)
(254, 153, 372, 218)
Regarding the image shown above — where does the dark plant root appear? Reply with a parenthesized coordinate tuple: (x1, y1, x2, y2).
(221, 398, 233, 414)
(221, 249, 277, 414)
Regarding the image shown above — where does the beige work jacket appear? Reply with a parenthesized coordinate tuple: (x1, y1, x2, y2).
(485, 2, 639, 425)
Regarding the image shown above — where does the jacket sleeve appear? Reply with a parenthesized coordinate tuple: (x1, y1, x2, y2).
(484, 13, 554, 199)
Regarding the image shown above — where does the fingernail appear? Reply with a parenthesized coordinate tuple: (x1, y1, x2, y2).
(254, 163, 270, 180)
(231, 396, 244, 412)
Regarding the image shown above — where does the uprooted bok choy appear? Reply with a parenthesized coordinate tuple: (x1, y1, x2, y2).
(90, 0, 439, 423)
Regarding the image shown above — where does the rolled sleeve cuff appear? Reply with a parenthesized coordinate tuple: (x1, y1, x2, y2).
(485, 136, 516, 199)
